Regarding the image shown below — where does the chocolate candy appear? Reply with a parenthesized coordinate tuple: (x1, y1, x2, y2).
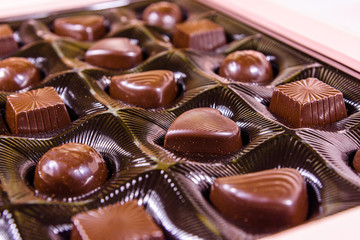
(85, 38, 142, 70)
(34, 143, 108, 198)
(110, 70, 178, 108)
(6, 87, 71, 134)
(164, 108, 242, 154)
(269, 78, 347, 128)
(173, 19, 226, 51)
(142, 1, 182, 29)
(219, 50, 273, 84)
(210, 168, 308, 233)
(0, 57, 41, 92)
(71, 200, 164, 240)
(53, 15, 106, 41)
(0, 24, 18, 57)
(353, 149, 360, 173)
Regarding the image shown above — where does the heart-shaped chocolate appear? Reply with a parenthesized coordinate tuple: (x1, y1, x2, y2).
(110, 70, 178, 108)
(210, 168, 308, 233)
(164, 107, 242, 154)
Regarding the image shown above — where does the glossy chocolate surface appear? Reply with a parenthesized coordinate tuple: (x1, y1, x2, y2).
(210, 168, 308, 233)
(0, 24, 18, 57)
(219, 50, 273, 83)
(53, 15, 106, 41)
(71, 200, 164, 240)
(142, 1, 182, 29)
(353, 149, 360, 173)
(34, 143, 108, 198)
(85, 37, 142, 70)
(173, 19, 226, 51)
(269, 78, 347, 128)
(6, 87, 71, 134)
(110, 70, 178, 108)
(0, 57, 41, 92)
(164, 108, 242, 154)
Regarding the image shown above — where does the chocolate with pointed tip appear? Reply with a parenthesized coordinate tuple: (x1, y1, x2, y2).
(173, 19, 226, 51)
(85, 38, 142, 70)
(71, 200, 164, 240)
(219, 50, 273, 84)
(34, 143, 108, 198)
(53, 15, 106, 41)
(142, 1, 182, 29)
(269, 78, 347, 128)
(0, 57, 41, 92)
(164, 108, 242, 154)
(210, 168, 308, 233)
(110, 70, 178, 108)
(0, 24, 18, 57)
(6, 87, 71, 134)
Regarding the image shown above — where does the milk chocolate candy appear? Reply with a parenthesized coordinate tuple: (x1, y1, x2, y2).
(269, 78, 347, 128)
(164, 108, 242, 154)
(0, 57, 41, 92)
(34, 143, 108, 198)
(110, 70, 178, 108)
(142, 1, 182, 29)
(6, 87, 71, 134)
(85, 38, 142, 70)
(0, 24, 18, 57)
(219, 50, 273, 84)
(173, 19, 226, 51)
(210, 168, 308, 233)
(353, 149, 360, 173)
(53, 15, 106, 41)
(71, 200, 164, 240)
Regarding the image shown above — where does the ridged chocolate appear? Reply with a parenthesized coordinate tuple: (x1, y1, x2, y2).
(85, 38, 142, 70)
(164, 108, 242, 154)
(0, 57, 41, 92)
(53, 15, 106, 41)
(142, 1, 182, 29)
(6, 87, 71, 134)
(0, 24, 18, 57)
(173, 19, 226, 51)
(34, 143, 108, 198)
(269, 78, 347, 128)
(219, 50, 273, 84)
(110, 70, 178, 108)
(210, 168, 308, 233)
(71, 200, 164, 240)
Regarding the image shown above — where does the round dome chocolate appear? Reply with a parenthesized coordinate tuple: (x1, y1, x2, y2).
(219, 50, 273, 84)
(34, 143, 108, 198)
(142, 1, 182, 29)
(0, 57, 41, 92)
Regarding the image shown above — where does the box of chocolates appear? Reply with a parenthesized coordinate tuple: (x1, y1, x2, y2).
(0, 0, 360, 239)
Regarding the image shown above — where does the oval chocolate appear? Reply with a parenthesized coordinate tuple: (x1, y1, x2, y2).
(0, 57, 41, 92)
(142, 1, 182, 29)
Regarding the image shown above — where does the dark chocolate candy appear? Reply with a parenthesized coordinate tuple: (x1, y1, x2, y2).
(53, 15, 106, 41)
(219, 50, 273, 84)
(269, 78, 347, 128)
(142, 1, 182, 29)
(110, 70, 178, 108)
(210, 168, 308, 233)
(164, 107, 242, 154)
(173, 19, 226, 51)
(71, 200, 164, 240)
(353, 149, 360, 173)
(0, 57, 41, 92)
(34, 143, 108, 198)
(0, 24, 18, 57)
(6, 87, 71, 134)
(85, 37, 142, 70)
